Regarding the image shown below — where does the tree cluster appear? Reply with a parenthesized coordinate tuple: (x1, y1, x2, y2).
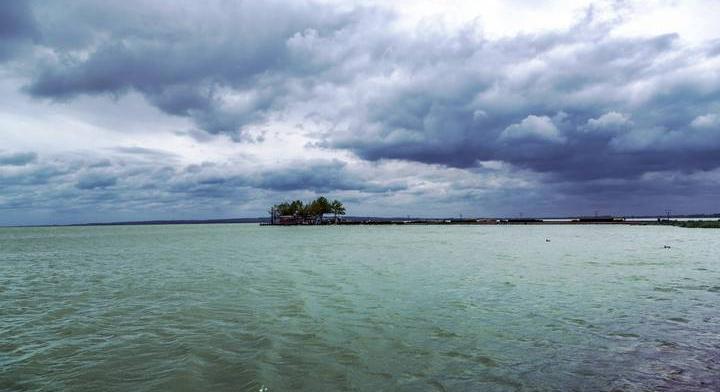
(271, 196, 346, 223)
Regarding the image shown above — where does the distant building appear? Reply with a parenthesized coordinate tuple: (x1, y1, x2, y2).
(277, 215, 301, 225)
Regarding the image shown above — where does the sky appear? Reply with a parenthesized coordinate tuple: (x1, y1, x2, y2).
(1, 0, 720, 225)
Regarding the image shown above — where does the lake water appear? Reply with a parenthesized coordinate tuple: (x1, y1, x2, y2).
(1, 224, 718, 391)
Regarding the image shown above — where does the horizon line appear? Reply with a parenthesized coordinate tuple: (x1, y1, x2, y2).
(3, 212, 720, 228)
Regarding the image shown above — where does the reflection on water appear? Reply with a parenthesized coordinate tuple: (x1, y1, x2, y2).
(1, 224, 718, 391)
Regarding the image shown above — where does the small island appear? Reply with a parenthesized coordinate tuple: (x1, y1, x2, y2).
(268, 196, 346, 225)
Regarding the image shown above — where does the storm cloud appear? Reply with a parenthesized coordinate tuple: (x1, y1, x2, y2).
(0, 151, 37, 166)
(20, 0, 365, 135)
(1, 1, 719, 224)
(0, 1, 38, 61)
(322, 24, 720, 182)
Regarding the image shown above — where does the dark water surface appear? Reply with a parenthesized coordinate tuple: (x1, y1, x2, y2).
(1, 224, 718, 391)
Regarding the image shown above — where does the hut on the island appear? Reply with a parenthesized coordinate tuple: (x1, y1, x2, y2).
(270, 208, 302, 225)
(277, 215, 301, 225)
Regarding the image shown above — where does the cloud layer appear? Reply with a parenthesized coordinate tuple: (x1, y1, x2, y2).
(1, 0, 719, 224)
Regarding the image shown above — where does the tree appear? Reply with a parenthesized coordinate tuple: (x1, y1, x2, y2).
(273, 202, 290, 215)
(330, 200, 346, 222)
(289, 200, 305, 216)
(273, 200, 307, 218)
(308, 196, 332, 223)
(298, 202, 311, 222)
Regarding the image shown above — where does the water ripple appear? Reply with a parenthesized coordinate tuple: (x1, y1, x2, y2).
(1, 224, 719, 391)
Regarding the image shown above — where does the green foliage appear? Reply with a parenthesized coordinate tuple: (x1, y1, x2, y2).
(672, 220, 720, 228)
(290, 200, 305, 216)
(271, 196, 345, 224)
(308, 196, 332, 222)
(331, 200, 345, 218)
(273, 200, 306, 216)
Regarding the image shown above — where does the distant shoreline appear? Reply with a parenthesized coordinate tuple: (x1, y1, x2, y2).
(3, 216, 719, 229)
(263, 219, 720, 228)
(3, 218, 268, 228)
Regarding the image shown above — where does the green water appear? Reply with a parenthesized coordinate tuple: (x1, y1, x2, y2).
(1, 224, 718, 391)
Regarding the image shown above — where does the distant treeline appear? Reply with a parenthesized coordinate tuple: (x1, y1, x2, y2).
(671, 220, 720, 229)
(69, 218, 268, 226)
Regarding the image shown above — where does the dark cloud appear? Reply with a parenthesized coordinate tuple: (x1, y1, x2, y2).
(173, 159, 405, 196)
(20, 0, 368, 137)
(0, 1, 37, 38)
(15, 2, 720, 181)
(0, 1, 38, 59)
(322, 19, 720, 185)
(111, 146, 178, 159)
(253, 160, 402, 193)
(0, 152, 37, 166)
(76, 174, 117, 190)
(0, 166, 66, 186)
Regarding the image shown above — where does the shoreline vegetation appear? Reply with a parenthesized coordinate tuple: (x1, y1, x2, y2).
(670, 220, 720, 229)
(264, 217, 720, 228)
(269, 196, 346, 225)
(263, 198, 720, 227)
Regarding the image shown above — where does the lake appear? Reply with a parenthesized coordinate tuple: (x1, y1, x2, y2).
(1, 224, 718, 391)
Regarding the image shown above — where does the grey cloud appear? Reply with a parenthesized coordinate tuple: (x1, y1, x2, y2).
(17, 1, 719, 182)
(0, 151, 37, 166)
(112, 146, 179, 159)
(318, 14, 720, 183)
(0, 1, 38, 61)
(173, 159, 404, 196)
(255, 160, 405, 194)
(76, 174, 118, 190)
(254, 160, 363, 192)
(0, 165, 66, 186)
(21, 0, 366, 137)
(0, 1, 37, 39)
